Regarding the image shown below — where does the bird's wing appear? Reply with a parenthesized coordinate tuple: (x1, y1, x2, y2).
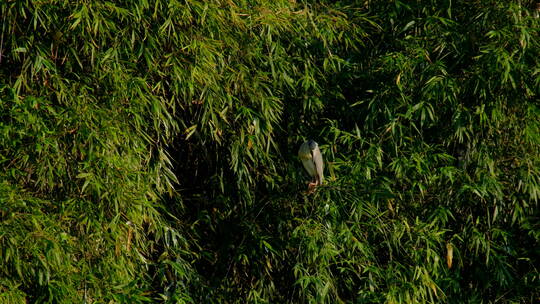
(299, 141, 317, 178)
(302, 157, 316, 178)
(298, 142, 311, 160)
(311, 146, 324, 184)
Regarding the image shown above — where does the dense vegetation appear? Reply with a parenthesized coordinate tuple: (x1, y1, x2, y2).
(1, 0, 539, 303)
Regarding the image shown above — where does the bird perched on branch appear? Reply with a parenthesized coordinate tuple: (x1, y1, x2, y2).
(298, 139, 324, 191)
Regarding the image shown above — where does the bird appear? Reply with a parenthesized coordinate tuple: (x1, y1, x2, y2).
(298, 139, 324, 191)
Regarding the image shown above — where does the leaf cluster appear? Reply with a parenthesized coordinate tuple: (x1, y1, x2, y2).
(1, 0, 539, 303)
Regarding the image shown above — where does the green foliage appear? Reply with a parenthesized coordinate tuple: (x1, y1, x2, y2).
(1, 0, 539, 303)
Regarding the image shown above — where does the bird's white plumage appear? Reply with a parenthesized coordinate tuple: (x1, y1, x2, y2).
(311, 146, 324, 184)
(301, 153, 317, 178)
(298, 140, 324, 186)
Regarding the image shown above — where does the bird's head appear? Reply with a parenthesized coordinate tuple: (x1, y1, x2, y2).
(307, 140, 318, 150)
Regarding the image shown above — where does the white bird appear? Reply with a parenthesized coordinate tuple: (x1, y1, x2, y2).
(298, 140, 324, 190)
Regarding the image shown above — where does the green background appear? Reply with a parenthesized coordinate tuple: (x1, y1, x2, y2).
(0, 0, 539, 303)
